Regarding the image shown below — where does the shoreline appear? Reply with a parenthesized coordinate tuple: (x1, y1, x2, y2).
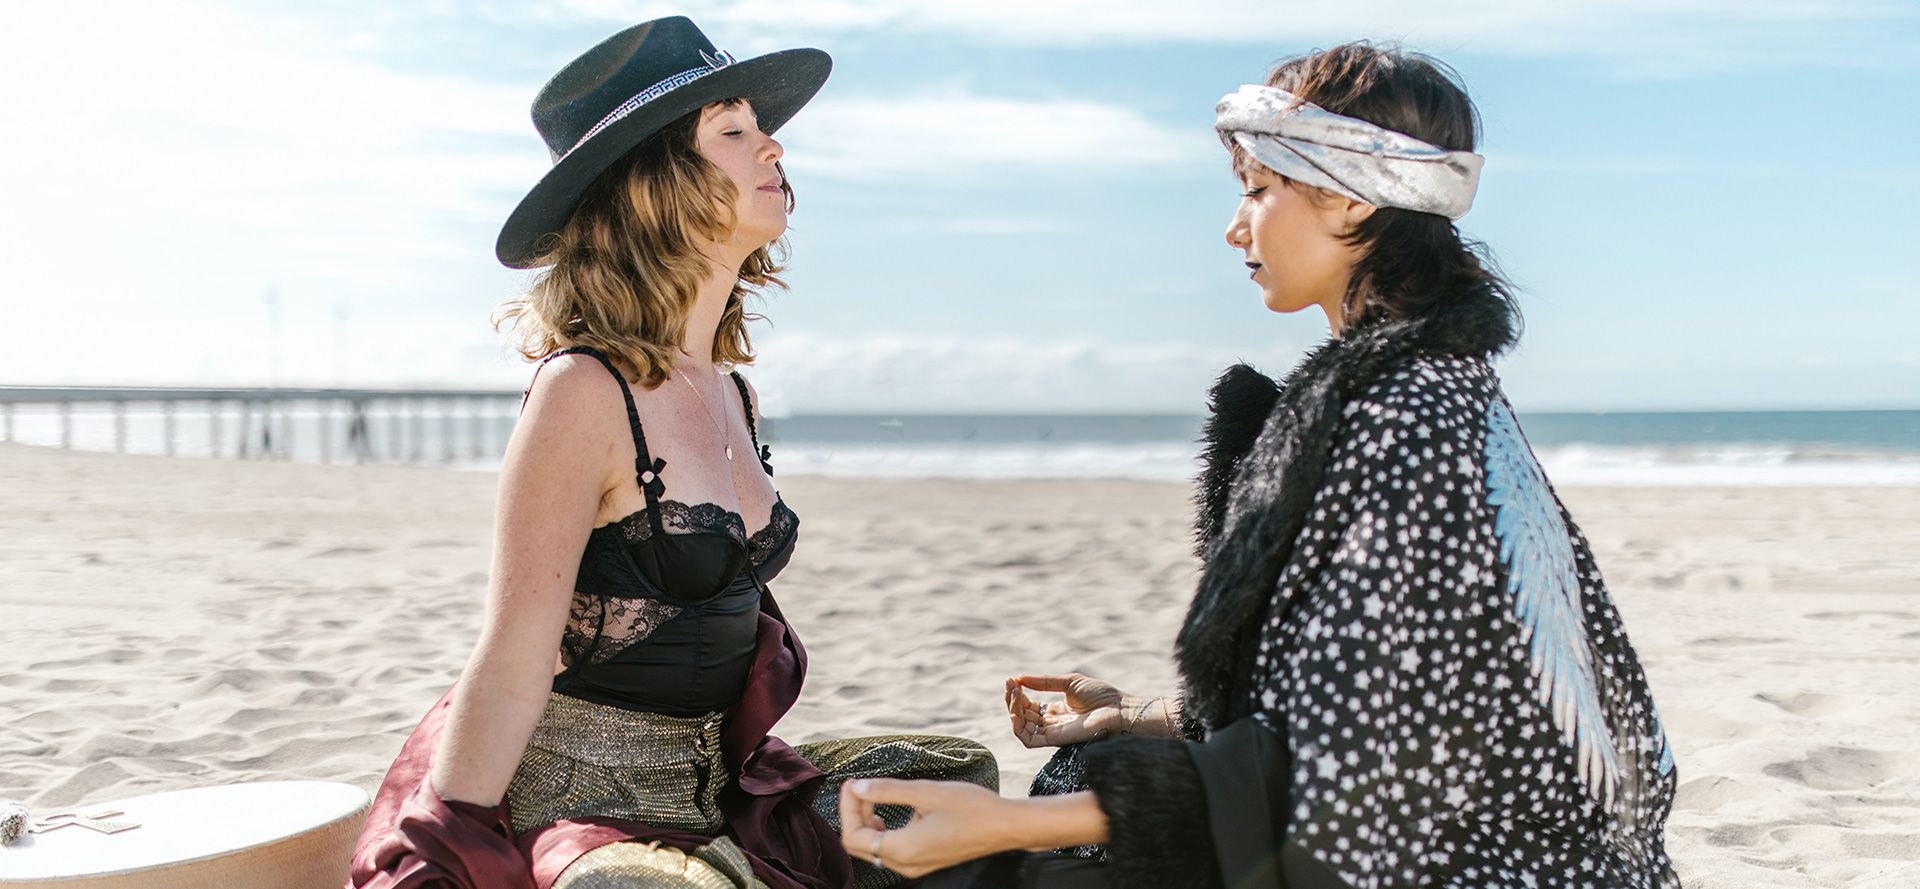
(2, 443, 1916, 887)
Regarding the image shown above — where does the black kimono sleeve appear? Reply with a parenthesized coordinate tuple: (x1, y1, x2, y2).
(1082, 363, 1512, 889)
(1246, 365, 1516, 886)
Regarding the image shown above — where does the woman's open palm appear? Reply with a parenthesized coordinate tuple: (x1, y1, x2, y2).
(1003, 673, 1126, 748)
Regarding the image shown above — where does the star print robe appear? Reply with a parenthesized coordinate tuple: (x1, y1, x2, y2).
(1067, 289, 1680, 889)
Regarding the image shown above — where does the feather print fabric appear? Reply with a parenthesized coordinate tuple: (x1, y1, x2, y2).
(1484, 399, 1622, 806)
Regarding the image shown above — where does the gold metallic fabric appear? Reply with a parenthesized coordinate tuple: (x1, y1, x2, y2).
(508, 691, 1000, 889)
(506, 692, 726, 835)
(554, 838, 766, 889)
(796, 734, 1000, 889)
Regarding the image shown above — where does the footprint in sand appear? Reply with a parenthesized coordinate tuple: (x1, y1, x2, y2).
(937, 617, 995, 635)
(1673, 776, 1761, 813)
(1761, 746, 1912, 791)
(1765, 824, 1920, 860)
(1753, 691, 1860, 719)
(219, 707, 295, 731)
(293, 687, 350, 707)
(308, 545, 379, 558)
(1689, 635, 1789, 646)
(1700, 823, 1762, 848)
(983, 553, 1048, 569)
(189, 669, 272, 694)
(1805, 609, 1917, 621)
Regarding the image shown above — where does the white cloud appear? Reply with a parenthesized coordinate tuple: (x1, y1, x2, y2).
(745, 330, 1309, 413)
(0, 1, 547, 387)
(0, 1, 539, 300)
(559, 0, 1914, 73)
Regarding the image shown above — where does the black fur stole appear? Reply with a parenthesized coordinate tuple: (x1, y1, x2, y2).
(1175, 291, 1518, 732)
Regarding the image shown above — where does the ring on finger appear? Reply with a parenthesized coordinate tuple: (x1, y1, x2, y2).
(871, 833, 884, 870)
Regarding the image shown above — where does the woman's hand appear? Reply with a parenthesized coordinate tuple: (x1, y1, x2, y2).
(1003, 673, 1126, 747)
(837, 779, 1016, 878)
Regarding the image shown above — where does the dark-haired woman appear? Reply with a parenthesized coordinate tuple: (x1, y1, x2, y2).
(836, 44, 1679, 889)
(346, 17, 993, 889)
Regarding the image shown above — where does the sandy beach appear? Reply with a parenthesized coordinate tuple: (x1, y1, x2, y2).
(2, 442, 1916, 887)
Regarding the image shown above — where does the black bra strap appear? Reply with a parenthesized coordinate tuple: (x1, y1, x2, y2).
(729, 371, 774, 475)
(542, 346, 667, 531)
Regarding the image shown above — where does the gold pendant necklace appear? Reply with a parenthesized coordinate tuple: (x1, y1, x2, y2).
(676, 365, 733, 462)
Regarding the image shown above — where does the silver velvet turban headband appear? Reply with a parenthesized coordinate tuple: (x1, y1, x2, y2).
(1215, 84, 1484, 220)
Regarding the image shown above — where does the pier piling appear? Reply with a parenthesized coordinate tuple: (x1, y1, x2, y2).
(0, 386, 518, 465)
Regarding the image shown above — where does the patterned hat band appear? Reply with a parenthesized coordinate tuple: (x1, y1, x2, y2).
(564, 49, 737, 159)
(1215, 84, 1484, 220)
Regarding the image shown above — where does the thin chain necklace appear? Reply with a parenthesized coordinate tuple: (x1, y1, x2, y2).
(676, 364, 733, 462)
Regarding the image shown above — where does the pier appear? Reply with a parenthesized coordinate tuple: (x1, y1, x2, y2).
(0, 386, 523, 465)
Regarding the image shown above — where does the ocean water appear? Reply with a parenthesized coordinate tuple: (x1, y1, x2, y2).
(758, 411, 1920, 487)
(5, 401, 1917, 486)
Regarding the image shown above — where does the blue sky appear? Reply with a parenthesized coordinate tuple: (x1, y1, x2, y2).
(2, 1, 1916, 412)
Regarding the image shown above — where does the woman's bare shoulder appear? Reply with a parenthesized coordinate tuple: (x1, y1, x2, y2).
(517, 354, 632, 446)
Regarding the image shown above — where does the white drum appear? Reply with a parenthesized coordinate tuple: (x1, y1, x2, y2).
(0, 781, 371, 889)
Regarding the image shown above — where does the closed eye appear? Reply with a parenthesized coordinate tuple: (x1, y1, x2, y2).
(1242, 186, 1266, 198)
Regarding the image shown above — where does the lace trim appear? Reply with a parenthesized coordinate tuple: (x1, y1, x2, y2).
(749, 499, 798, 566)
(613, 499, 747, 547)
(561, 594, 684, 667)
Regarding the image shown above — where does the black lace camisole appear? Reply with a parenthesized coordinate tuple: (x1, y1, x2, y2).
(530, 347, 799, 716)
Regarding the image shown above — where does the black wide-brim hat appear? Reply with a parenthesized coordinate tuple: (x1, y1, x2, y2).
(496, 16, 832, 269)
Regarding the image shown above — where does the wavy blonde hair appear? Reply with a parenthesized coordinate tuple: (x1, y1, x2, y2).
(495, 99, 792, 388)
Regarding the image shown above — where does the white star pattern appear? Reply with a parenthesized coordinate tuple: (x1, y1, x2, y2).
(1250, 356, 1677, 888)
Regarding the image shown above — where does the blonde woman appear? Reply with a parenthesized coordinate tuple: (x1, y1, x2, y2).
(348, 18, 993, 889)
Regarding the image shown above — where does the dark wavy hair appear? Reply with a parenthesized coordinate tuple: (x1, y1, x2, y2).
(1254, 42, 1521, 338)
